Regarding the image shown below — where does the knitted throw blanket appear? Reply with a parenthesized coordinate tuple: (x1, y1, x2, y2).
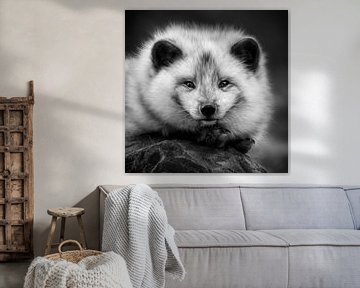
(24, 251, 133, 288)
(102, 184, 185, 288)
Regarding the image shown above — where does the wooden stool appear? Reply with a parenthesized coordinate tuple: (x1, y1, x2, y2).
(45, 207, 87, 255)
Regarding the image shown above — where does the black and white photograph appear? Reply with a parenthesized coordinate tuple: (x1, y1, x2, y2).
(125, 10, 288, 173)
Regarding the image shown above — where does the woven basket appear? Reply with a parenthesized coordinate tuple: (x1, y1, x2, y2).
(45, 240, 102, 263)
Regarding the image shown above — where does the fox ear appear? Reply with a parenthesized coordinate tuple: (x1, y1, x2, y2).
(151, 40, 183, 71)
(230, 38, 260, 72)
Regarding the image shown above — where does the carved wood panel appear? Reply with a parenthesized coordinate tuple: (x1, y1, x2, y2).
(0, 81, 34, 261)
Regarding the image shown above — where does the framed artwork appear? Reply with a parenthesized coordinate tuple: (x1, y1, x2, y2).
(125, 10, 288, 173)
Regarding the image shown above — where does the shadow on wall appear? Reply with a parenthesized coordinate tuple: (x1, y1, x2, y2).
(52, 0, 123, 11)
(0, 32, 122, 253)
(0, 0, 125, 255)
(38, 188, 100, 256)
(32, 93, 122, 256)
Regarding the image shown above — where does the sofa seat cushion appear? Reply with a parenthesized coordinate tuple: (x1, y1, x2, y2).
(168, 230, 289, 288)
(262, 229, 360, 246)
(175, 230, 288, 248)
(260, 230, 360, 288)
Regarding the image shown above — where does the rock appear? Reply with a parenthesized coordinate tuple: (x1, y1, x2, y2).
(125, 134, 267, 173)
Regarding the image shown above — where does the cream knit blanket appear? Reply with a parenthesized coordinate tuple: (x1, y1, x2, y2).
(24, 251, 132, 288)
(102, 184, 185, 288)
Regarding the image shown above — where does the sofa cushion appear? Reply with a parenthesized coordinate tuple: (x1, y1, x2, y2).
(154, 186, 246, 230)
(175, 230, 288, 248)
(165, 246, 288, 288)
(261, 229, 360, 246)
(240, 187, 355, 230)
(100, 185, 246, 230)
(287, 246, 360, 288)
(260, 230, 360, 288)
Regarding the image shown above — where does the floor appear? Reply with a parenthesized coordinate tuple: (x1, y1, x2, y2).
(0, 261, 30, 288)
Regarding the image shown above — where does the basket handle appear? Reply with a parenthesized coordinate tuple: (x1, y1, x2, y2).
(58, 240, 83, 255)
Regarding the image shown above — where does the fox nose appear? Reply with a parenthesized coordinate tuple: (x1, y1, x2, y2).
(200, 104, 216, 118)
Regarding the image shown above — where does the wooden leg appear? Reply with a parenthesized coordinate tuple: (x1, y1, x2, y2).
(60, 217, 66, 243)
(77, 215, 87, 249)
(45, 216, 57, 255)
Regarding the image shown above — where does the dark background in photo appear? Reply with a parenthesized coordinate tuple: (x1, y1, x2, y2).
(125, 10, 288, 173)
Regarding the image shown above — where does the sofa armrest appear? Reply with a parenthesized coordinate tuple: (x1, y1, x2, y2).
(98, 186, 109, 250)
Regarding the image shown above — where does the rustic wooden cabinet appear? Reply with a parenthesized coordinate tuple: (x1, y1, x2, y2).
(0, 81, 34, 261)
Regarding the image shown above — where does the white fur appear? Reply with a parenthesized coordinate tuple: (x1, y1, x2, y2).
(126, 24, 272, 144)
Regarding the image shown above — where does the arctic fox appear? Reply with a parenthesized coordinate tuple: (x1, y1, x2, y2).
(125, 24, 272, 153)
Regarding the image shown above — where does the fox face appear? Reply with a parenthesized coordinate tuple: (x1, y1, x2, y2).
(143, 27, 270, 138)
(127, 25, 272, 152)
(170, 48, 253, 127)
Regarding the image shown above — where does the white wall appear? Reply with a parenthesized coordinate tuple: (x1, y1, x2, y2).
(0, 0, 359, 256)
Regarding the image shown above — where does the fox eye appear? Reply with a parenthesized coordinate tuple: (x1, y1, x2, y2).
(218, 80, 230, 89)
(183, 81, 196, 89)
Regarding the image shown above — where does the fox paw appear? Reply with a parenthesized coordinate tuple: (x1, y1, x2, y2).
(231, 138, 255, 154)
(197, 127, 231, 148)
(197, 127, 255, 153)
